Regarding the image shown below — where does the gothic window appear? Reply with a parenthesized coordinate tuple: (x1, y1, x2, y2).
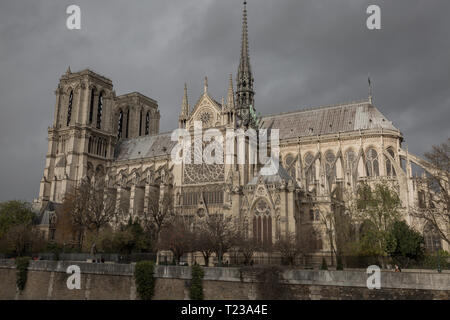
(284, 153, 296, 180)
(96, 92, 103, 129)
(117, 110, 123, 139)
(88, 137, 92, 154)
(126, 108, 130, 138)
(139, 109, 143, 136)
(346, 149, 357, 174)
(423, 223, 442, 252)
(325, 150, 336, 186)
(145, 112, 150, 135)
(365, 148, 379, 177)
(66, 90, 73, 126)
(305, 152, 316, 185)
(253, 199, 272, 247)
(89, 89, 95, 124)
(385, 147, 396, 177)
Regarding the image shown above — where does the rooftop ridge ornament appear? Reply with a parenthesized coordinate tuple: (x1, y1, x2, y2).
(204, 76, 208, 94)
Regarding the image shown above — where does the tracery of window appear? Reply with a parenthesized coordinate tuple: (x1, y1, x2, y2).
(423, 223, 442, 252)
(96, 92, 103, 129)
(385, 148, 396, 177)
(365, 148, 379, 177)
(304, 152, 315, 184)
(346, 149, 357, 174)
(145, 112, 150, 135)
(67, 90, 73, 126)
(284, 153, 296, 180)
(89, 89, 95, 124)
(117, 110, 123, 139)
(325, 150, 336, 186)
(253, 199, 272, 246)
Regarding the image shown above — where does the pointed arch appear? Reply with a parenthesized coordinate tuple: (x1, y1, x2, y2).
(117, 109, 124, 139)
(66, 90, 74, 126)
(96, 92, 104, 129)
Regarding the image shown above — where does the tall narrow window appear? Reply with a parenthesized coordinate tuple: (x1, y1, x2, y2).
(385, 147, 396, 177)
(305, 152, 315, 185)
(325, 150, 336, 187)
(346, 149, 357, 177)
(139, 110, 143, 136)
(118, 110, 123, 139)
(145, 112, 150, 135)
(67, 90, 73, 126)
(96, 92, 103, 129)
(89, 89, 95, 124)
(126, 109, 130, 138)
(365, 148, 379, 177)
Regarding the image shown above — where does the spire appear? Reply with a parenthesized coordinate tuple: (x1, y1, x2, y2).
(66, 66, 71, 74)
(236, 1, 255, 128)
(227, 74, 235, 109)
(240, 1, 250, 74)
(204, 76, 208, 94)
(368, 75, 373, 104)
(181, 83, 189, 116)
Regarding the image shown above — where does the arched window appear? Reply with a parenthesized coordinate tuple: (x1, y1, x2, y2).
(96, 92, 103, 129)
(285, 153, 296, 180)
(424, 223, 442, 252)
(253, 199, 272, 247)
(89, 89, 95, 124)
(126, 108, 130, 138)
(139, 109, 143, 136)
(365, 148, 379, 177)
(346, 149, 357, 181)
(117, 110, 123, 139)
(67, 90, 73, 126)
(305, 152, 315, 185)
(145, 112, 150, 135)
(325, 150, 336, 186)
(385, 147, 396, 177)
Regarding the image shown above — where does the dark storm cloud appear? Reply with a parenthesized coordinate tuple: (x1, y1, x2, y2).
(0, 0, 449, 201)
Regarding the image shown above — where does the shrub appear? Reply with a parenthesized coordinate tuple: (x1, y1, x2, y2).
(321, 257, 328, 270)
(189, 265, 204, 300)
(134, 261, 155, 300)
(15, 257, 30, 291)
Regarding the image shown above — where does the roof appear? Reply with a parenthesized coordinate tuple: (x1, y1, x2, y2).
(259, 99, 399, 140)
(248, 160, 294, 185)
(115, 132, 177, 161)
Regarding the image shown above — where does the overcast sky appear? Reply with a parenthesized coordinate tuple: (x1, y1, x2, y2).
(0, 0, 449, 202)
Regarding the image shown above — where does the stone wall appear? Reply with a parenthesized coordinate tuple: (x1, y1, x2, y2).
(0, 260, 448, 300)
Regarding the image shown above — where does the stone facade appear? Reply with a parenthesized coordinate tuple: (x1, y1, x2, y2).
(0, 261, 448, 300)
(34, 2, 448, 259)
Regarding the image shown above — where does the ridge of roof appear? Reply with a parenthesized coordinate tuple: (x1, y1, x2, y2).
(261, 98, 370, 120)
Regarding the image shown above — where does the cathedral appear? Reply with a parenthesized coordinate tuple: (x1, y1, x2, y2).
(34, 2, 448, 262)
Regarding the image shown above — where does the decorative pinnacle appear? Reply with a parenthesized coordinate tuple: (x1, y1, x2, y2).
(204, 76, 208, 94)
(182, 83, 189, 116)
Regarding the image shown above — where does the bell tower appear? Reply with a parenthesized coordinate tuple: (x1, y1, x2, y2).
(38, 68, 117, 207)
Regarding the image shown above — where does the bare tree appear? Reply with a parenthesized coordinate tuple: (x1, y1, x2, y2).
(237, 237, 260, 266)
(412, 138, 450, 246)
(61, 178, 118, 253)
(200, 214, 239, 266)
(274, 232, 301, 266)
(192, 230, 214, 266)
(158, 216, 194, 264)
(142, 191, 174, 243)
